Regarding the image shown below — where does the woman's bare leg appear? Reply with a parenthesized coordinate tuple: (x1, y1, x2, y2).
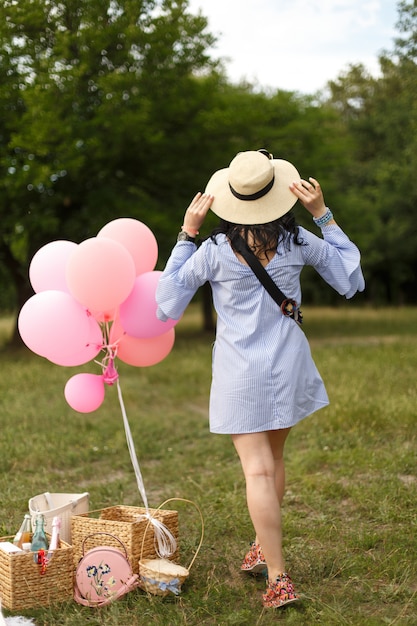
(232, 428, 291, 582)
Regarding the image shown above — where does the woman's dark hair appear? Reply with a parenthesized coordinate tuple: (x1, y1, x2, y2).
(209, 210, 304, 259)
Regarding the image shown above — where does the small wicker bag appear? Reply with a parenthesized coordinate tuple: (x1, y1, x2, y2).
(138, 498, 204, 597)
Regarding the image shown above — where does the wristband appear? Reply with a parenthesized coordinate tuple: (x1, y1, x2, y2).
(313, 208, 333, 227)
(181, 225, 199, 235)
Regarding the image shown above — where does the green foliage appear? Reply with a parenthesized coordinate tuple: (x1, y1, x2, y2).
(327, 37, 417, 303)
(0, 0, 361, 335)
(0, 0, 222, 303)
(4, 0, 417, 336)
(395, 0, 417, 59)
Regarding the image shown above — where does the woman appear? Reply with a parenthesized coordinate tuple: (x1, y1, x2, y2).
(156, 150, 364, 608)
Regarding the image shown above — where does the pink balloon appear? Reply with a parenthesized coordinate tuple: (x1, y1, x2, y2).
(18, 291, 94, 359)
(89, 307, 119, 323)
(48, 314, 103, 366)
(110, 318, 175, 366)
(98, 218, 158, 276)
(64, 373, 105, 413)
(66, 237, 136, 312)
(29, 240, 78, 293)
(119, 271, 179, 339)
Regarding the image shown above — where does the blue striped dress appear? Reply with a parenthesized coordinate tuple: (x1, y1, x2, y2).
(156, 225, 365, 434)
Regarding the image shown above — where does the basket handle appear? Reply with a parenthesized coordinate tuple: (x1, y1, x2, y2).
(82, 532, 129, 560)
(140, 497, 204, 572)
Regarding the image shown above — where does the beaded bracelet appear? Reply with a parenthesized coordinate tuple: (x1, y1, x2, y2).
(313, 207, 333, 227)
(181, 225, 199, 235)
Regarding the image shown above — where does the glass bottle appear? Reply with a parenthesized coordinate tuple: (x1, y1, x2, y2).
(13, 513, 33, 549)
(31, 514, 49, 552)
(48, 516, 61, 551)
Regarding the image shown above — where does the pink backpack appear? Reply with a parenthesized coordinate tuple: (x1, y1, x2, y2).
(74, 533, 138, 607)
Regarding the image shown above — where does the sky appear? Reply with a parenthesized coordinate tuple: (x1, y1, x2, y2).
(187, 0, 399, 94)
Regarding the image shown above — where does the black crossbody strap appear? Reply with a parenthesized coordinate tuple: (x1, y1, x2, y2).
(232, 235, 302, 324)
(232, 235, 286, 306)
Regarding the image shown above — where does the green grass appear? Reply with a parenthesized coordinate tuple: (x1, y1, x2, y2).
(1, 306, 417, 625)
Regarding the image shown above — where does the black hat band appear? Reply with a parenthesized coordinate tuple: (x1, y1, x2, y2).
(228, 175, 275, 201)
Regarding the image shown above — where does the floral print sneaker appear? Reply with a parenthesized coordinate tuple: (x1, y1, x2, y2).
(262, 572, 298, 608)
(240, 542, 267, 575)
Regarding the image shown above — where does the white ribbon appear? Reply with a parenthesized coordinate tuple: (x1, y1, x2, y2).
(135, 512, 177, 558)
(117, 379, 149, 510)
(116, 379, 177, 558)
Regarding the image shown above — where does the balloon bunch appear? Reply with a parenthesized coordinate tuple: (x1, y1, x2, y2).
(18, 218, 178, 413)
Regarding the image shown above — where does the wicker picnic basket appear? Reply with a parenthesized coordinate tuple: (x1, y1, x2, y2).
(139, 498, 204, 597)
(71, 505, 179, 575)
(0, 535, 73, 611)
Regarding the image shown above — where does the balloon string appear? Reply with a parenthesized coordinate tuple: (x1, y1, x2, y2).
(99, 327, 120, 384)
(116, 378, 177, 557)
(135, 513, 177, 558)
(116, 378, 149, 511)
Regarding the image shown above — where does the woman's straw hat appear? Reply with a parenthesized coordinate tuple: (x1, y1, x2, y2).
(205, 150, 300, 225)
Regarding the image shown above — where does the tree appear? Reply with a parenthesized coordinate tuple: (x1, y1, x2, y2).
(395, 0, 417, 59)
(3, 0, 390, 347)
(325, 0, 417, 303)
(0, 0, 223, 341)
